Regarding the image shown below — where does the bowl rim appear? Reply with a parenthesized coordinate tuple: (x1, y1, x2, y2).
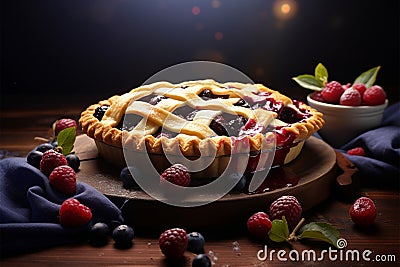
(307, 93, 388, 110)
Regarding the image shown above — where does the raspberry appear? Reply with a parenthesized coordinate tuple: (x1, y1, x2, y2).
(342, 83, 352, 90)
(247, 212, 272, 240)
(59, 198, 92, 227)
(340, 88, 362, 106)
(363, 85, 387, 106)
(160, 164, 190, 187)
(269, 195, 302, 230)
(321, 81, 344, 104)
(352, 83, 367, 96)
(54, 118, 77, 136)
(40, 149, 68, 176)
(349, 197, 376, 227)
(49, 165, 76, 194)
(347, 147, 365, 156)
(310, 92, 326, 103)
(159, 228, 188, 259)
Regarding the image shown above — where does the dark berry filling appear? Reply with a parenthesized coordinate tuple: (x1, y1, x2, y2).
(148, 95, 167, 105)
(116, 114, 142, 131)
(209, 115, 228, 136)
(173, 106, 195, 118)
(234, 98, 250, 108)
(239, 118, 265, 136)
(93, 105, 110, 121)
(154, 128, 176, 138)
(185, 110, 199, 121)
(199, 89, 229, 100)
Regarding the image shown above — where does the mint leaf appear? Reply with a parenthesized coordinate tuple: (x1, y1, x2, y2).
(57, 127, 76, 155)
(298, 222, 340, 247)
(353, 66, 381, 88)
(314, 63, 328, 86)
(292, 75, 324, 91)
(268, 217, 290, 243)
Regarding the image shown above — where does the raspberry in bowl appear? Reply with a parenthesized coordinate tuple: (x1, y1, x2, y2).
(307, 89, 388, 148)
(294, 64, 389, 148)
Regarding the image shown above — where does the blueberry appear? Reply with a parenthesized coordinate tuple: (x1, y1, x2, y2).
(93, 105, 110, 121)
(112, 224, 134, 248)
(89, 222, 110, 247)
(228, 173, 247, 192)
(27, 150, 43, 169)
(51, 139, 58, 148)
(66, 154, 80, 172)
(192, 254, 211, 267)
(120, 166, 139, 189)
(35, 143, 54, 153)
(199, 89, 214, 99)
(187, 232, 205, 254)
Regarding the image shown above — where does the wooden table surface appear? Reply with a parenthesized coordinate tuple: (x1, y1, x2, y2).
(1, 106, 399, 266)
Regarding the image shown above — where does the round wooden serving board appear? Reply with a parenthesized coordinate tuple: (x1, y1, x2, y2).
(75, 135, 337, 231)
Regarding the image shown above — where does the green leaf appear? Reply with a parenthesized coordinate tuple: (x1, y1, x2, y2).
(298, 222, 341, 247)
(268, 217, 290, 243)
(353, 66, 381, 88)
(57, 127, 76, 155)
(292, 75, 324, 91)
(314, 63, 328, 86)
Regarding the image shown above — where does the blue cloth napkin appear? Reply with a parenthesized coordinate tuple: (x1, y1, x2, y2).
(337, 102, 400, 184)
(0, 157, 124, 256)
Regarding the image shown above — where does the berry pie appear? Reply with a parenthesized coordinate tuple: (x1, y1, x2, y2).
(79, 80, 324, 177)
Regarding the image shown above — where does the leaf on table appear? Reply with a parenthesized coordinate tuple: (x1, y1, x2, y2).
(268, 217, 290, 243)
(298, 222, 341, 248)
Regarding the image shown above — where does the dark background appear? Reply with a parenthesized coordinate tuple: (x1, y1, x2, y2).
(1, 0, 399, 110)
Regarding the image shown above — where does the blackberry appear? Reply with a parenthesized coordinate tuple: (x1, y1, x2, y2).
(93, 105, 110, 121)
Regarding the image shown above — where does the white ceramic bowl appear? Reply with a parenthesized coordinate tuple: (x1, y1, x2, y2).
(307, 94, 388, 148)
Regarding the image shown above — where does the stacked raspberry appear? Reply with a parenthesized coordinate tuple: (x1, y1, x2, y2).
(312, 81, 387, 106)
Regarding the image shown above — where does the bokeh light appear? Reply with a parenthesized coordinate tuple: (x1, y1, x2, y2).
(211, 0, 221, 9)
(214, 32, 223, 41)
(192, 6, 201, 16)
(273, 0, 297, 20)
